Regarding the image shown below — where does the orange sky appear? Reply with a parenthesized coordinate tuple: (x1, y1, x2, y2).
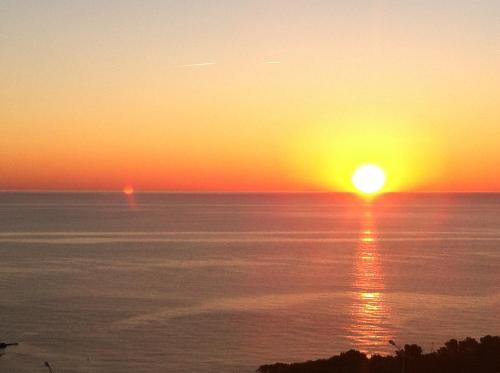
(1, 1, 499, 192)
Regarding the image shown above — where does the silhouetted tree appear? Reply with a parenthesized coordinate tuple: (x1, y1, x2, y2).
(257, 336, 500, 373)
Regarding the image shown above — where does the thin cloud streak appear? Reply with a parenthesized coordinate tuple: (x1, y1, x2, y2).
(180, 62, 216, 67)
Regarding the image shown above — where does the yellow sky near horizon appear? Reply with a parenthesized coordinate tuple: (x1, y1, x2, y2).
(1, 1, 499, 191)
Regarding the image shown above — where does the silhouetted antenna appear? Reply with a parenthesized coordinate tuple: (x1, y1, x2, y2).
(389, 339, 402, 351)
(44, 361, 54, 373)
(389, 340, 406, 373)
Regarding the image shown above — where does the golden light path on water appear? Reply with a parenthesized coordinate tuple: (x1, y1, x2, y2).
(348, 208, 393, 354)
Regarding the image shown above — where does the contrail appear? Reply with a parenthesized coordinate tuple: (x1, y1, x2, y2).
(180, 62, 216, 67)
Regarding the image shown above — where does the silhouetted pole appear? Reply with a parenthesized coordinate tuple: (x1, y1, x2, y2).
(389, 340, 406, 373)
(44, 361, 53, 373)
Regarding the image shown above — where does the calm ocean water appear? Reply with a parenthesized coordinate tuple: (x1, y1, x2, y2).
(0, 193, 499, 372)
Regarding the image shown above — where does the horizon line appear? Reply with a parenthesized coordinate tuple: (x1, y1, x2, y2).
(0, 190, 499, 194)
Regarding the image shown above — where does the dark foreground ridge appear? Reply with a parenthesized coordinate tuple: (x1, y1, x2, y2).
(257, 336, 500, 373)
(0, 342, 18, 350)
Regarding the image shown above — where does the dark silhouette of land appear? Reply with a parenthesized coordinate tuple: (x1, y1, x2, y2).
(257, 336, 500, 373)
(0, 342, 18, 351)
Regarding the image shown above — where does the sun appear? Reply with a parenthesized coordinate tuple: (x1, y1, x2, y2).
(123, 186, 134, 195)
(352, 165, 386, 195)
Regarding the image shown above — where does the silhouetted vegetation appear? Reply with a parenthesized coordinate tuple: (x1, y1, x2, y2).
(257, 336, 500, 373)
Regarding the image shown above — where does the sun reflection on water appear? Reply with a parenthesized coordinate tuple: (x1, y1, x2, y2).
(348, 210, 393, 354)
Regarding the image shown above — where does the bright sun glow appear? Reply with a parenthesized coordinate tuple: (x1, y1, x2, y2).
(123, 186, 134, 195)
(352, 165, 386, 195)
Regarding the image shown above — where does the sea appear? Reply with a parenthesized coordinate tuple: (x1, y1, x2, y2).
(0, 193, 499, 372)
